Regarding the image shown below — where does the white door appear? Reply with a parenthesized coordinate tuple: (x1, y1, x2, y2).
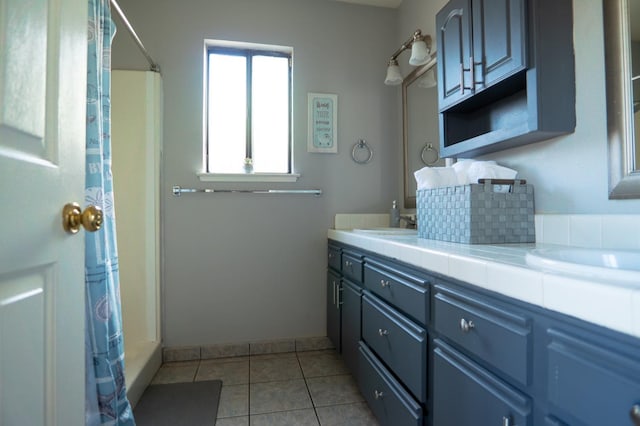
(0, 0, 88, 424)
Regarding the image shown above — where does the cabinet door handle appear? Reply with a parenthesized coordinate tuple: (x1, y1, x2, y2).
(459, 318, 475, 333)
(502, 416, 512, 426)
(328, 252, 334, 260)
(332, 280, 337, 307)
(631, 404, 640, 425)
(378, 328, 389, 337)
(374, 390, 384, 400)
(380, 279, 390, 288)
(344, 260, 352, 268)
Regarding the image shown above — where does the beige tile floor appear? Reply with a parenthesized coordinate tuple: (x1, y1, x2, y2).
(149, 349, 380, 426)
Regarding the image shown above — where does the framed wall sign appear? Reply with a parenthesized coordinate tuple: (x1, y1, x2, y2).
(308, 93, 338, 153)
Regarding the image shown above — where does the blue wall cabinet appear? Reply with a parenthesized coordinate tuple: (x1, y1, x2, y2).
(437, 0, 526, 111)
(436, 0, 575, 158)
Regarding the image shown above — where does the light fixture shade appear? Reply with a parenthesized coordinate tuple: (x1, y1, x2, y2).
(417, 68, 437, 89)
(384, 63, 403, 85)
(409, 40, 429, 66)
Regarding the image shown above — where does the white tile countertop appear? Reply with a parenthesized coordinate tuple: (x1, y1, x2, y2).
(328, 228, 640, 340)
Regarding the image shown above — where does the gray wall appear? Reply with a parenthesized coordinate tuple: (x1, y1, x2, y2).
(112, 0, 398, 346)
(398, 0, 640, 213)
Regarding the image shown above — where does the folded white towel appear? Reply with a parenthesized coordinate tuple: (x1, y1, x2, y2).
(466, 161, 517, 184)
(414, 166, 459, 190)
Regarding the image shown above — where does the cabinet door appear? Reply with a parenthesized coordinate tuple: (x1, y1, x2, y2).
(436, 0, 473, 110)
(433, 339, 531, 426)
(472, 0, 527, 90)
(342, 279, 361, 374)
(326, 270, 341, 352)
(546, 328, 640, 426)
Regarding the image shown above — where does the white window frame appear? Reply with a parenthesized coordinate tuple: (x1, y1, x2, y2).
(200, 39, 298, 183)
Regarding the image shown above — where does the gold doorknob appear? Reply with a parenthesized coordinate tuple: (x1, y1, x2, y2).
(62, 203, 103, 234)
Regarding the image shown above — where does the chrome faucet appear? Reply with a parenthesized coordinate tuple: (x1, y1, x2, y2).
(400, 214, 417, 229)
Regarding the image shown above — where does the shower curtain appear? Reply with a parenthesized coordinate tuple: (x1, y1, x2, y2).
(85, 0, 136, 424)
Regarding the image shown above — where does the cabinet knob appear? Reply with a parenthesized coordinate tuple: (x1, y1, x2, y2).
(374, 390, 384, 400)
(378, 328, 389, 337)
(631, 404, 640, 425)
(460, 318, 475, 333)
(502, 416, 512, 426)
(380, 279, 390, 288)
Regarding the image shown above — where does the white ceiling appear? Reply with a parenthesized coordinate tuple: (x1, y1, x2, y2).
(334, 0, 402, 8)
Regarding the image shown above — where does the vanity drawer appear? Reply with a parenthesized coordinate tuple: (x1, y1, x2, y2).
(342, 251, 363, 284)
(364, 260, 429, 326)
(362, 293, 427, 402)
(327, 245, 341, 272)
(358, 342, 423, 426)
(434, 285, 531, 386)
(546, 328, 640, 426)
(433, 339, 531, 426)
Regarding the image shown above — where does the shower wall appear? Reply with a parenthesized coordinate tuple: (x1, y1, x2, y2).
(111, 70, 162, 407)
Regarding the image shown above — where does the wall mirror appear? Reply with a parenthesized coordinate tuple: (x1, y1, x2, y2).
(403, 56, 444, 208)
(605, 0, 640, 198)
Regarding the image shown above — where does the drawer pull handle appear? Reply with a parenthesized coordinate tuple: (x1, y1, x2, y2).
(380, 279, 390, 288)
(328, 253, 334, 259)
(460, 318, 475, 333)
(374, 390, 384, 400)
(502, 416, 512, 426)
(378, 328, 389, 337)
(345, 261, 352, 268)
(631, 404, 640, 425)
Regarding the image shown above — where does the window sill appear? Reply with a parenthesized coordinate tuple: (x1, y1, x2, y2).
(197, 172, 300, 183)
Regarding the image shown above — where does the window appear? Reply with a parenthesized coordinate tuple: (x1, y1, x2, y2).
(204, 41, 293, 177)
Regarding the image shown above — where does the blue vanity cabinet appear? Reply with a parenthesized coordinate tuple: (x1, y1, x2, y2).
(326, 268, 342, 352)
(359, 341, 423, 426)
(359, 257, 430, 426)
(362, 292, 427, 403)
(326, 244, 364, 361)
(433, 338, 532, 426)
(433, 284, 532, 387)
(431, 283, 533, 426)
(543, 324, 640, 426)
(329, 239, 640, 426)
(328, 244, 341, 272)
(342, 278, 362, 375)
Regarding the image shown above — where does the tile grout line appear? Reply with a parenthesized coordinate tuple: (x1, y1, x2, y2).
(296, 351, 323, 426)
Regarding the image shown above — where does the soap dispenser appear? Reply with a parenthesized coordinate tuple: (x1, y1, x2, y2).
(390, 200, 400, 227)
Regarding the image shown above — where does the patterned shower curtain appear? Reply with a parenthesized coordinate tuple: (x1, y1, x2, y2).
(85, 0, 136, 424)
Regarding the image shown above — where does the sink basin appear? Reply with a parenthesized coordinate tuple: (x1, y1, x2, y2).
(525, 247, 640, 282)
(353, 227, 418, 236)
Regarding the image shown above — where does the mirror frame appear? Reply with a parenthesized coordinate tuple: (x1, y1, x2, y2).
(403, 56, 438, 208)
(605, 0, 640, 198)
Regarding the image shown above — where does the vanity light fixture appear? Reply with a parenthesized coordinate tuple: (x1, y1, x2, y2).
(384, 29, 432, 86)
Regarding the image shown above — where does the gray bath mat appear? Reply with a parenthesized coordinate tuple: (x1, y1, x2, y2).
(133, 380, 222, 425)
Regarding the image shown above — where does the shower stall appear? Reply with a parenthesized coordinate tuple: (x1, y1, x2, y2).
(111, 69, 163, 407)
(108, 0, 163, 407)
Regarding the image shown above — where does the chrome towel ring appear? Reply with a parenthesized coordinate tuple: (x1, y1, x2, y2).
(352, 139, 374, 164)
(420, 143, 439, 166)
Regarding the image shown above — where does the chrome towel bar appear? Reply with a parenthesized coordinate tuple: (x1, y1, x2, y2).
(172, 185, 322, 197)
